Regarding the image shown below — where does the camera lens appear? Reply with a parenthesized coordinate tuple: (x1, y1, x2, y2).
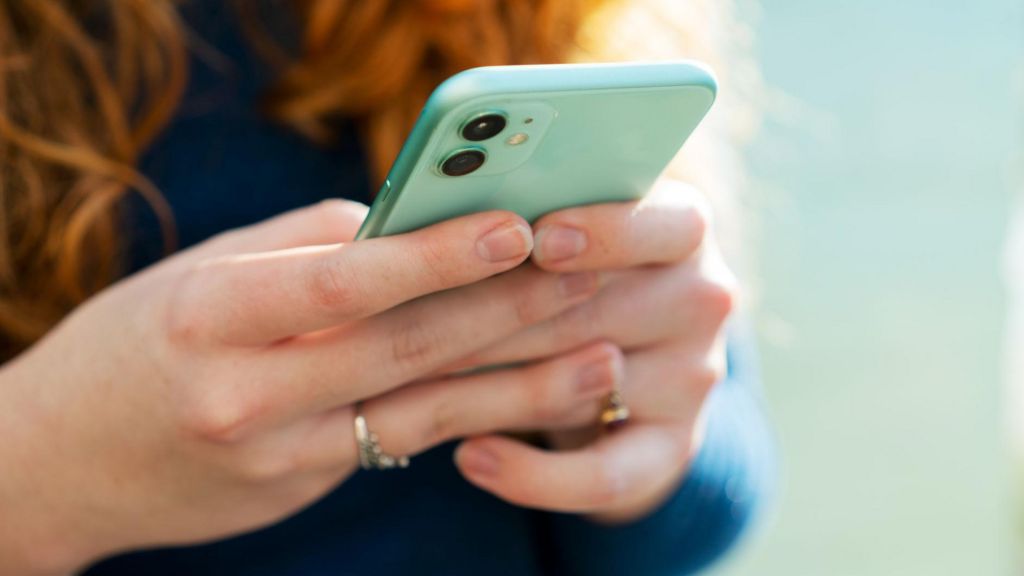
(461, 113, 507, 141)
(441, 149, 486, 176)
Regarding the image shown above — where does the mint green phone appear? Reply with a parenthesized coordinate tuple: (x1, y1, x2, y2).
(355, 61, 716, 240)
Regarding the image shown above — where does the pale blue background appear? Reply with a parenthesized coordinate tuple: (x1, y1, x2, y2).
(712, 1, 1021, 574)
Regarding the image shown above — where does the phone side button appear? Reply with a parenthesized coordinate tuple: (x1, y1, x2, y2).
(378, 179, 392, 202)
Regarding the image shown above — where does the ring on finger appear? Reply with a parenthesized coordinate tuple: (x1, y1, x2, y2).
(599, 390, 630, 430)
(353, 405, 410, 470)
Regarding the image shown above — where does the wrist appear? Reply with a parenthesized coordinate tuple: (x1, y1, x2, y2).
(0, 452, 88, 576)
(0, 360, 96, 576)
(0, 539, 79, 576)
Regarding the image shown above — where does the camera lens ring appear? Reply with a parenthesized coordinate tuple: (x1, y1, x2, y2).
(460, 112, 508, 142)
(440, 148, 487, 177)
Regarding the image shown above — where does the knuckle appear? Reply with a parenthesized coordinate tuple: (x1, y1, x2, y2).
(512, 291, 543, 327)
(306, 254, 364, 315)
(549, 311, 580, 344)
(664, 353, 723, 408)
(679, 201, 711, 253)
(180, 387, 262, 444)
(688, 190, 715, 230)
(165, 311, 205, 349)
(390, 313, 445, 370)
(415, 235, 457, 288)
(509, 274, 554, 328)
(690, 361, 723, 396)
(657, 181, 713, 256)
(552, 301, 601, 344)
(527, 374, 563, 422)
(694, 271, 738, 325)
(426, 396, 459, 446)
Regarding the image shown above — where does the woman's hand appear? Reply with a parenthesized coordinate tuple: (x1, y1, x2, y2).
(452, 180, 738, 523)
(0, 201, 619, 575)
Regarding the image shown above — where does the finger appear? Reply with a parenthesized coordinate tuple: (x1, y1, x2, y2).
(616, 338, 727, 423)
(454, 424, 694, 514)
(465, 339, 724, 434)
(260, 342, 624, 473)
(459, 255, 735, 370)
(510, 338, 727, 429)
(530, 180, 709, 272)
(249, 264, 601, 422)
(188, 199, 369, 259)
(171, 211, 534, 346)
(360, 342, 622, 460)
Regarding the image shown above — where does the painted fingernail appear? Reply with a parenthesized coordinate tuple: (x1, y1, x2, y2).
(477, 221, 533, 263)
(457, 444, 500, 478)
(558, 272, 599, 298)
(534, 226, 587, 263)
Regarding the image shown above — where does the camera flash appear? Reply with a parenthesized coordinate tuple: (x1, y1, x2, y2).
(506, 133, 529, 146)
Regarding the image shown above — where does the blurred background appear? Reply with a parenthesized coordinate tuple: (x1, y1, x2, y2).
(709, 1, 1021, 574)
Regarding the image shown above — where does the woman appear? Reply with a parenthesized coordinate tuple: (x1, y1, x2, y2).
(0, 1, 772, 574)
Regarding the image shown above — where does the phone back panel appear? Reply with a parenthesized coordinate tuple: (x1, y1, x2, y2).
(356, 61, 716, 239)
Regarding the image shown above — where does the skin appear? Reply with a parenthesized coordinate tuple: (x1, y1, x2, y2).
(0, 178, 735, 575)
(451, 180, 737, 522)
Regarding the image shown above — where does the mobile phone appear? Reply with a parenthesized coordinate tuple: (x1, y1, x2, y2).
(355, 61, 716, 240)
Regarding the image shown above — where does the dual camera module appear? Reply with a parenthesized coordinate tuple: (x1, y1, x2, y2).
(440, 113, 509, 177)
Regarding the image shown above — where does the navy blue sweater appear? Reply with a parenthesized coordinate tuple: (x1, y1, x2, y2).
(84, 4, 773, 575)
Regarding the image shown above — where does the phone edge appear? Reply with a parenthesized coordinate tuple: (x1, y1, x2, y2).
(355, 61, 717, 240)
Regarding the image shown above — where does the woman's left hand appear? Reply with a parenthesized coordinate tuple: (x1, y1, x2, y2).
(451, 179, 738, 523)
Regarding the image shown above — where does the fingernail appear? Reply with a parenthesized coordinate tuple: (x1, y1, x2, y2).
(534, 226, 587, 263)
(558, 272, 599, 298)
(576, 353, 621, 396)
(477, 222, 533, 263)
(457, 444, 500, 478)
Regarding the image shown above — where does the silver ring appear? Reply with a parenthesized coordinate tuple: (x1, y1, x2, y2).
(353, 408, 409, 470)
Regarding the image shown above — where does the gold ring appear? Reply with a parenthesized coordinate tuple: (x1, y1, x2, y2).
(599, 390, 630, 430)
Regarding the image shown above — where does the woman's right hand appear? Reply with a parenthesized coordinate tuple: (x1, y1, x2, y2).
(0, 200, 621, 575)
